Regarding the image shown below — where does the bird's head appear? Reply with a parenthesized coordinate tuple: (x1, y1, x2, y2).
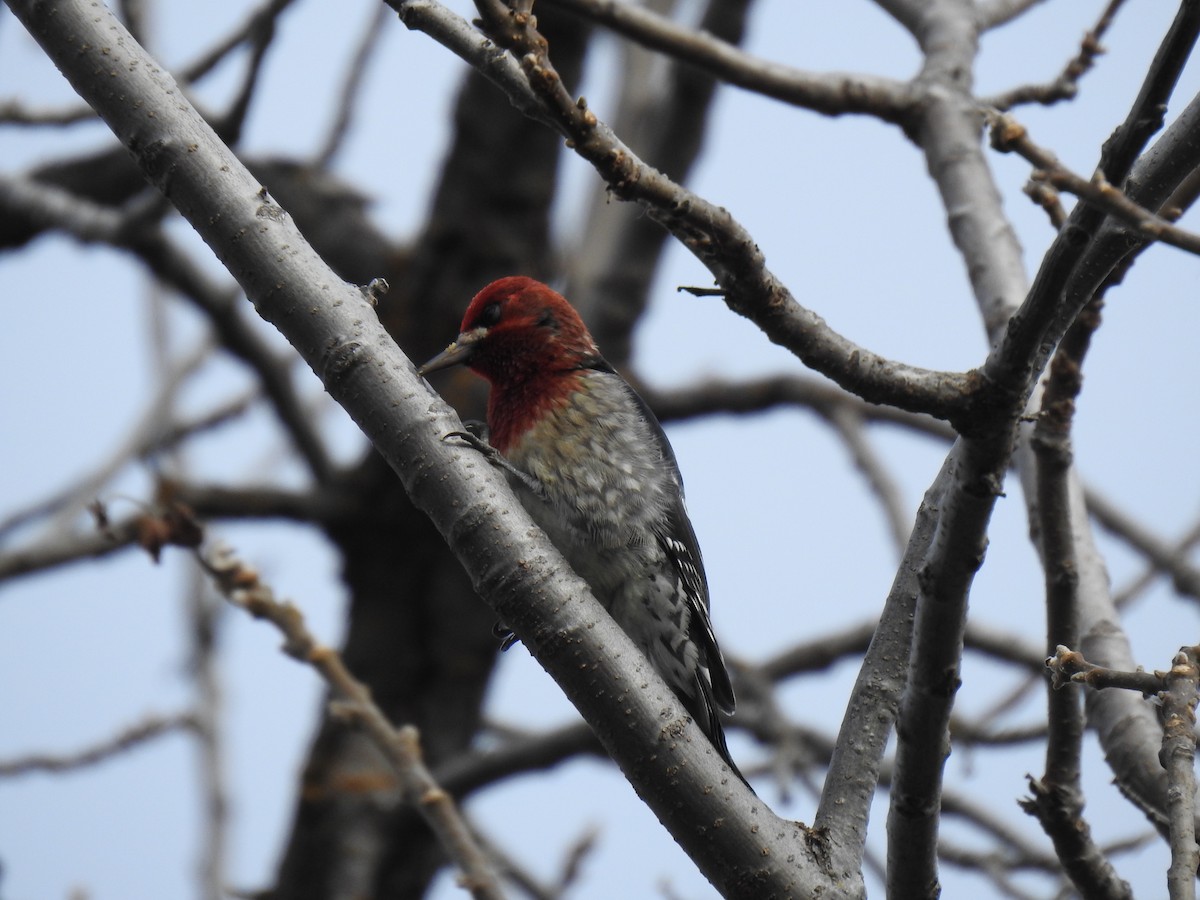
(418, 276, 599, 385)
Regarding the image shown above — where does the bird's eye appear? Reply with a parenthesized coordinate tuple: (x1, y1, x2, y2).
(476, 302, 502, 327)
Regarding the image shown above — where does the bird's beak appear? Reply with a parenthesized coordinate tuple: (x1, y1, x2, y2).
(417, 327, 486, 376)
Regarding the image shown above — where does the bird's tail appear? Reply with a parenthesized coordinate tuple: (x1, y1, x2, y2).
(691, 675, 754, 792)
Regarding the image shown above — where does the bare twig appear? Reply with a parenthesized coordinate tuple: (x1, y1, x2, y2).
(165, 480, 363, 525)
(567, 0, 754, 360)
(552, 826, 599, 894)
(0, 714, 197, 776)
(950, 718, 1046, 748)
(434, 722, 601, 799)
(476, 831, 558, 900)
(541, 0, 913, 122)
(140, 391, 260, 458)
(177, 0, 301, 84)
(1110, 517, 1200, 610)
(200, 540, 506, 900)
(186, 566, 228, 900)
(116, 0, 150, 45)
(0, 338, 214, 542)
(478, 823, 598, 900)
(0, 174, 335, 481)
(0, 99, 96, 125)
(963, 624, 1046, 673)
(939, 789, 1062, 874)
(989, 112, 1200, 256)
(981, 0, 1126, 109)
(1087, 490, 1200, 602)
(0, 511, 143, 582)
(1022, 294, 1131, 898)
(209, 1, 285, 143)
(1161, 647, 1200, 900)
(760, 620, 877, 681)
(1046, 646, 1164, 695)
(659, 373, 922, 557)
(646, 375, 954, 437)
(5, 495, 204, 584)
(1023, 181, 1068, 229)
(314, 3, 391, 168)
(825, 406, 911, 556)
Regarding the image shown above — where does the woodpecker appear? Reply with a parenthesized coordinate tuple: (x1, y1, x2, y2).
(419, 276, 745, 784)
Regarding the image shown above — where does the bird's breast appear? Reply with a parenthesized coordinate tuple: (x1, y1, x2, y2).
(500, 376, 675, 555)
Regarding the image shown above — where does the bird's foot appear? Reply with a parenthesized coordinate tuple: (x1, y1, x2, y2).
(442, 425, 547, 499)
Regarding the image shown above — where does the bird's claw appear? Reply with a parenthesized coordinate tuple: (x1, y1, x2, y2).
(442, 427, 547, 499)
(442, 428, 502, 463)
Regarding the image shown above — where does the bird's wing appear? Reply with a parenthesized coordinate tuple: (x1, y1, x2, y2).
(604, 367, 737, 716)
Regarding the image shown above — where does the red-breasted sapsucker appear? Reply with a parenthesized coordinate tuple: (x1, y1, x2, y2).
(420, 276, 744, 783)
